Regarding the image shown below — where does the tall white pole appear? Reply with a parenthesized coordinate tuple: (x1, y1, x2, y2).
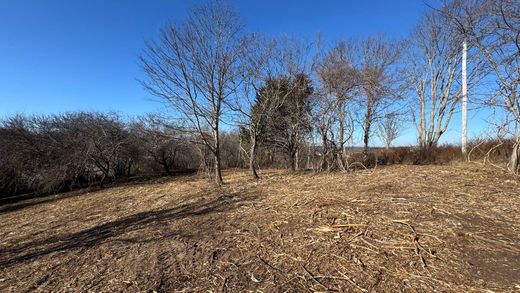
(461, 39, 468, 155)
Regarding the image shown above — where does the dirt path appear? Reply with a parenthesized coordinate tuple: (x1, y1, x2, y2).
(1, 164, 519, 292)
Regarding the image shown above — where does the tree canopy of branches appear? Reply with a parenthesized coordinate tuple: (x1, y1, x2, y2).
(358, 35, 404, 151)
(318, 40, 359, 153)
(407, 9, 466, 148)
(377, 113, 403, 149)
(0, 113, 135, 197)
(140, 1, 246, 184)
(440, 0, 519, 172)
(470, 0, 519, 173)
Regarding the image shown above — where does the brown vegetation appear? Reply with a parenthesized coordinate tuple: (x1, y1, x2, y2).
(1, 164, 519, 292)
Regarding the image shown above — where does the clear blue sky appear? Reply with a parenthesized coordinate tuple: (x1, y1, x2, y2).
(0, 0, 489, 145)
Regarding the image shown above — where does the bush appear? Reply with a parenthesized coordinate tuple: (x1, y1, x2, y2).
(0, 112, 200, 199)
(375, 145, 462, 166)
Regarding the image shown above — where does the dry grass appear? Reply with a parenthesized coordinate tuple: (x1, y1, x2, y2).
(0, 163, 519, 292)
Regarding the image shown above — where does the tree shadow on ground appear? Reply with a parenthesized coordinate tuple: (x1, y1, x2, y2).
(0, 189, 258, 268)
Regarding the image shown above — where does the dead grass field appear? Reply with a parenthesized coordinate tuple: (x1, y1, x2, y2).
(1, 163, 519, 292)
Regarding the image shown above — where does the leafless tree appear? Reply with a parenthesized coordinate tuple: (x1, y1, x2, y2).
(312, 40, 359, 170)
(312, 88, 356, 171)
(312, 87, 337, 171)
(358, 35, 404, 152)
(317, 40, 360, 155)
(442, 0, 519, 172)
(140, 1, 246, 184)
(471, 0, 519, 173)
(407, 9, 468, 149)
(80, 114, 130, 183)
(377, 113, 403, 149)
(437, 1, 478, 155)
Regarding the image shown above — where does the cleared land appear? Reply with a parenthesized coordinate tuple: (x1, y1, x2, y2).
(0, 164, 519, 292)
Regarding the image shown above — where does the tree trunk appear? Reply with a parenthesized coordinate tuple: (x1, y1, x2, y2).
(306, 143, 312, 170)
(295, 148, 299, 171)
(363, 99, 373, 153)
(249, 137, 259, 180)
(213, 127, 223, 185)
(214, 150, 223, 185)
(163, 163, 171, 175)
(363, 118, 371, 153)
(509, 140, 520, 175)
(419, 90, 426, 148)
(339, 101, 345, 155)
(321, 130, 328, 171)
(288, 150, 296, 172)
(461, 38, 468, 156)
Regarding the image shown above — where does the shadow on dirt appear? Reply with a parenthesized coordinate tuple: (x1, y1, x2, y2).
(0, 189, 258, 268)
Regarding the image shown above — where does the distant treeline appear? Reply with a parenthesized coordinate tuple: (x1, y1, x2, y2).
(1, 111, 514, 199)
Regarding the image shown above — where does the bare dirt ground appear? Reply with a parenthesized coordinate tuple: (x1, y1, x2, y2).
(1, 163, 519, 292)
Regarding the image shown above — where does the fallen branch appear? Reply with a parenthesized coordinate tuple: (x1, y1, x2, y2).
(302, 265, 334, 291)
(392, 220, 427, 268)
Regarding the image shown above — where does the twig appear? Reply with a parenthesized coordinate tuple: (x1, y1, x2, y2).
(257, 255, 284, 273)
(348, 161, 368, 171)
(337, 265, 369, 292)
(302, 265, 334, 291)
(467, 140, 485, 162)
(392, 220, 428, 268)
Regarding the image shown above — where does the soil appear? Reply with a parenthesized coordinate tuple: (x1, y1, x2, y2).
(1, 163, 519, 292)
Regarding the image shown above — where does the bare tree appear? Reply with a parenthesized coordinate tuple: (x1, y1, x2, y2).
(311, 88, 356, 171)
(312, 40, 359, 171)
(469, 0, 519, 172)
(407, 9, 466, 149)
(317, 40, 360, 155)
(140, 1, 245, 185)
(443, 1, 474, 155)
(358, 35, 404, 152)
(134, 116, 195, 174)
(312, 87, 337, 171)
(434, 0, 490, 156)
(441, 0, 519, 172)
(377, 113, 403, 149)
(80, 113, 129, 183)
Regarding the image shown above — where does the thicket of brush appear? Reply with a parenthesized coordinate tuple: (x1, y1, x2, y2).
(373, 141, 513, 167)
(1, 112, 514, 200)
(0, 113, 239, 199)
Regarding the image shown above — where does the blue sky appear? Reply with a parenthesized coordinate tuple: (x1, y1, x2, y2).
(0, 0, 490, 145)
